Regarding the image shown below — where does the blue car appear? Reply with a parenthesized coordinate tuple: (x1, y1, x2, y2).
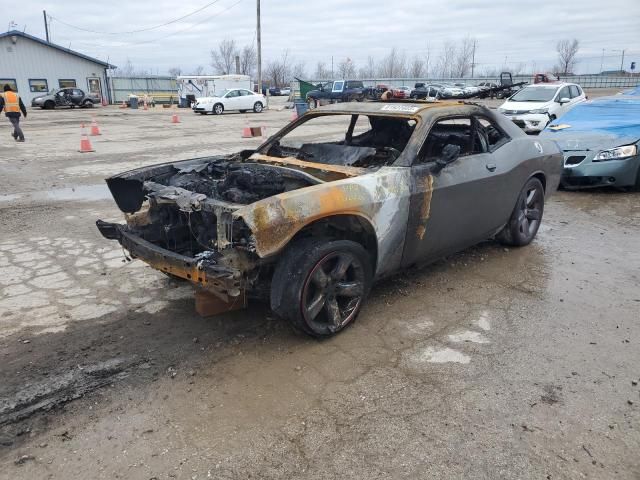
(541, 87, 640, 190)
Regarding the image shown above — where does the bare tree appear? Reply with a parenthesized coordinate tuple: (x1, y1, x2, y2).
(379, 47, 407, 78)
(239, 45, 257, 76)
(314, 62, 331, 79)
(265, 50, 291, 87)
(211, 39, 238, 75)
(556, 38, 580, 75)
(358, 56, 376, 79)
(291, 61, 307, 80)
(192, 65, 205, 75)
(436, 41, 456, 78)
(112, 59, 149, 77)
(452, 37, 475, 78)
(409, 56, 426, 78)
(168, 67, 182, 77)
(337, 58, 356, 78)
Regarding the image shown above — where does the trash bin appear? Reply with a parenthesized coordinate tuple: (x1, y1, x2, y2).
(294, 99, 308, 117)
(129, 95, 139, 109)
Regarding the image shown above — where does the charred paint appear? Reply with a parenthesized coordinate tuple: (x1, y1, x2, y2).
(415, 175, 434, 240)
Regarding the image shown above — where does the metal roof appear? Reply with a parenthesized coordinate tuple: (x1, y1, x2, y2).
(0, 30, 115, 68)
(310, 100, 475, 117)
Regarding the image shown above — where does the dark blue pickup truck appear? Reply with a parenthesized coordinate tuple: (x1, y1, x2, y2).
(306, 80, 365, 108)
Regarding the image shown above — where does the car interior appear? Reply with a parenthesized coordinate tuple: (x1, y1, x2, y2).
(266, 114, 418, 168)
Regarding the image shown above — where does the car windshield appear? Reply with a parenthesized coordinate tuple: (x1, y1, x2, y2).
(265, 114, 417, 168)
(510, 87, 558, 102)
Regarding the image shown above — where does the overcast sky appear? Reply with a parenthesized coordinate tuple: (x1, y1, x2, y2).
(9, 0, 640, 76)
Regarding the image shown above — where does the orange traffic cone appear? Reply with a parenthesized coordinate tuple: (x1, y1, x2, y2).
(101, 97, 108, 107)
(261, 126, 267, 140)
(291, 108, 298, 121)
(171, 113, 180, 124)
(78, 124, 95, 153)
(241, 120, 252, 138)
(90, 118, 101, 136)
(143, 101, 148, 111)
(119, 100, 126, 109)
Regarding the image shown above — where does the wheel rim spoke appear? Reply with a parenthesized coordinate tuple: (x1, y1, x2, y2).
(335, 281, 363, 298)
(331, 255, 351, 280)
(526, 189, 536, 206)
(306, 292, 326, 320)
(324, 297, 342, 327)
(311, 267, 329, 288)
(526, 208, 541, 221)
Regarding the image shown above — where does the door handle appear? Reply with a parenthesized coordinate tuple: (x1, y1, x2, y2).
(486, 163, 497, 172)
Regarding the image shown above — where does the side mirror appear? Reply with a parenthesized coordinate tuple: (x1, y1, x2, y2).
(558, 97, 570, 104)
(431, 144, 461, 173)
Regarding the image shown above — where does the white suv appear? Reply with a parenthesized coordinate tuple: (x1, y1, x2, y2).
(498, 83, 586, 133)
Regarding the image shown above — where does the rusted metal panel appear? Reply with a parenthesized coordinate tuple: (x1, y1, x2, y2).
(234, 166, 415, 277)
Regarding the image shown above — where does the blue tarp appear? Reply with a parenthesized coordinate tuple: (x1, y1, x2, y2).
(544, 92, 640, 139)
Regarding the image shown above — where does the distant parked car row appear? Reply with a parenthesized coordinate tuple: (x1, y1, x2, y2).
(268, 86, 291, 97)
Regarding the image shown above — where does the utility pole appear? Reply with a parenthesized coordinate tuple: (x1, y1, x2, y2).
(235, 55, 240, 74)
(256, 0, 262, 94)
(620, 49, 625, 73)
(43, 10, 49, 42)
(331, 56, 334, 78)
(600, 48, 605, 73)
(471, 40, 477, 77)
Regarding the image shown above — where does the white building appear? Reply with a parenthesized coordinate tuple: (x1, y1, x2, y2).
(0, 30, 113, 104)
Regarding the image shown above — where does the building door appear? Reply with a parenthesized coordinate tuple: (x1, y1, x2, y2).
(87, 77, 102, 98)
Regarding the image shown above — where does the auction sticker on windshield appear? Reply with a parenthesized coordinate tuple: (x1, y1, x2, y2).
(380, 105, 420, 113)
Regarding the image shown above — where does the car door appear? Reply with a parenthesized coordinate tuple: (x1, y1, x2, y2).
(402, 114, 513, 267)
(223, 89, 241, 111)
(71, 89, 85, 105)
(553, 86, 572, 117)
(239, 89, 255, 109)
(568, 85, 585, 108)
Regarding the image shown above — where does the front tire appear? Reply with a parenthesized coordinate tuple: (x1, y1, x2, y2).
(83, 100, 94, 108)
(213, 103, 224, 115)
(271, 238, 373, 337)
(496, 177, 545, 246)
(253, 102, 263, 113)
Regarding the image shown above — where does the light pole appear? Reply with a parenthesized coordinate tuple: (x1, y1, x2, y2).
(256, 0, 262, 95)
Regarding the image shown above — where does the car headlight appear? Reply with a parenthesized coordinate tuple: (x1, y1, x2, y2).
(593, 145, 637, 161)
(529, 108, 549, 114)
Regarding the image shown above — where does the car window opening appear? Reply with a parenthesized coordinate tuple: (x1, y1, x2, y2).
(266, 114, 417, 168)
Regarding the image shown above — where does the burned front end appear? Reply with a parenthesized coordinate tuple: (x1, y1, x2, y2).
(97, 152, 322, 302)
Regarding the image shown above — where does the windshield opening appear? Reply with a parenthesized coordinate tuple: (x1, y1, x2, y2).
(264, 114, 417, 168)
(510, 87, 558, 102)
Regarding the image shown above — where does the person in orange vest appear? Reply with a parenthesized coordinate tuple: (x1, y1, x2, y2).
(0, 84, 27, 142)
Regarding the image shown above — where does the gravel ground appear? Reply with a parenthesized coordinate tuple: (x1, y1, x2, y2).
(0, 91, 638, 479)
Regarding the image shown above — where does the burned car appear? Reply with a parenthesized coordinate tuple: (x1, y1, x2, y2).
(97, 101, 563, 337)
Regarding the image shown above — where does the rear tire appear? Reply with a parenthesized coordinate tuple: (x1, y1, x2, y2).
(253, 102, 263, 113)
(83, 100, 94, 108)
(271, 237, 373, 337)
(496, 177, 545, 246)
(307, 97, 317, 109)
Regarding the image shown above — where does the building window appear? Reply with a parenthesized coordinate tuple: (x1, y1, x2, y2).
(29, 79, 49, 93)
(0, 79, 18, 92)
(59, 79, 77, 88)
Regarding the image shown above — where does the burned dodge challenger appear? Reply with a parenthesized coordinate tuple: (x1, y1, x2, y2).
(97, 101, 562, 337)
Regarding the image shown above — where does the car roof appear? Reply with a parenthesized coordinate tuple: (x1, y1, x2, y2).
(310, 100, 482, 118)
(524, 82, 578, 88)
